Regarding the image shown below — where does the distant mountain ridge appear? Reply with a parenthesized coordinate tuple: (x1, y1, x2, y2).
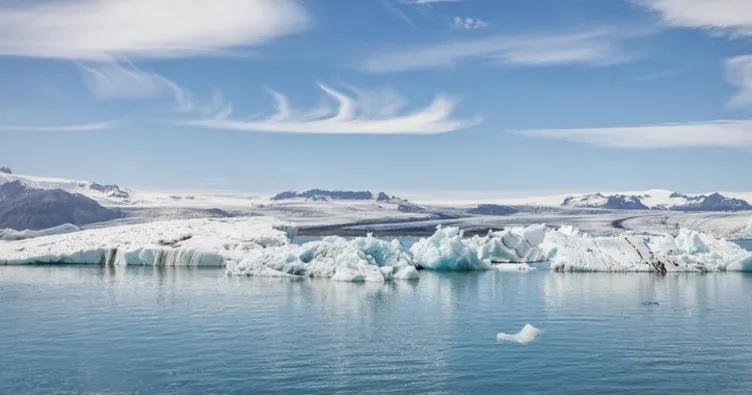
(561, 190, 752, 212)
(271, 189, 405, 204)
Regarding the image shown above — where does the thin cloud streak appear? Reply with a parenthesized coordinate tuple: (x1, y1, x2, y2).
(0, 120, 120, 132)
(360, 28, 643, 72)
(518, 120, 752, 148)
(185, 84, 480, 135)
(0, 0, 308, 60)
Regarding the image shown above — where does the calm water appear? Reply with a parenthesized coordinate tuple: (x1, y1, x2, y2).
(1, 240, 752, 394)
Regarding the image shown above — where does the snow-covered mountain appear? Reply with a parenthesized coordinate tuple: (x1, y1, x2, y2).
(0, 181, 121, 230)
(561, 190, 752, 212)
(0, 169, 132, 205)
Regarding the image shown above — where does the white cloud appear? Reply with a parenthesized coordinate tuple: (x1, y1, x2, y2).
(360, 28, 640, 72)
(518, 120, 752, 148)
(186, 84, 480, 134)
(452, 16, 489, 30)
(0, 120, 119, 132)
(637, 0, 752, 36)
(0, 0, 308, 60)
(726, 55, 752, 109)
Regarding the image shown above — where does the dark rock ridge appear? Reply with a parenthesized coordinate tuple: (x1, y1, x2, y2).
(89, 182, 130, 199)
(0, 181, 121, 230)
(467, 204, 519, 216)
(602, 195, 650, 210)
(397, 201, 426, 213)
(0, 167, 11, 174)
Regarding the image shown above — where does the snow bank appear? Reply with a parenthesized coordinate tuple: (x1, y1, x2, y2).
(409, 225, 546, 271)
(0, 224, 80, 241)
(227, 234, 418, 282)
(0, 218, 296, 267)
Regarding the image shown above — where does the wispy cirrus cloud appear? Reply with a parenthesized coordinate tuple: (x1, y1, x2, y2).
(186, 84, 480, 135)
(360, 28, 645, 72)
(78, 62, 231, 116)
(0, 0, 308, 60)
(452, 16, 489, 30)
(518, 120, 752, 148)
(636, 0, 752, 37)
(0, 120, 119, 132)
(405, 0, 462, 4)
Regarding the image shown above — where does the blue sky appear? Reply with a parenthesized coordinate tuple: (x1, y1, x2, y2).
(1, 0, 751, 194)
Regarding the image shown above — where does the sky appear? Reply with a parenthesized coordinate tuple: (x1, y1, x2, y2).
(0, 0, 751, 195)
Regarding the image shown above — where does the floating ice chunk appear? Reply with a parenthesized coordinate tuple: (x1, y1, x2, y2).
(497, 324, 540, 345)
(227, 234, 418, 282)
(494, 263, 535, 272)
(0, 224, 80, 241)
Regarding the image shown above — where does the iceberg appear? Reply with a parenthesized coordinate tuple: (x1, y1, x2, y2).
(409, 225, 546, 271)
(227, 234, 418, 282)
(497, 324, 540, 345)
(0, 218, 296, 267)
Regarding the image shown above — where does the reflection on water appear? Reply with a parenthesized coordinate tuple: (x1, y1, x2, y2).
(1, 266, 752, 394)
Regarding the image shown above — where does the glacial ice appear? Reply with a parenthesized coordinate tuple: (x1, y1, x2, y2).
(226, 234, 419, 282)
(497, 324, 540, 345)
(0, 223, 80, 241)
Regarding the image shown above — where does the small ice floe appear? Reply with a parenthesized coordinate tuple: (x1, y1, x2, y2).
(497, 323, 540, 345)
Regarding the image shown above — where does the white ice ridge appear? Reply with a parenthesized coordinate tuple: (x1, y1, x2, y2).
(226, 234, 419, 282)
(0, 224, 80, 241)
(497, 324, 540, 345)
(0, 218, 297, 267)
